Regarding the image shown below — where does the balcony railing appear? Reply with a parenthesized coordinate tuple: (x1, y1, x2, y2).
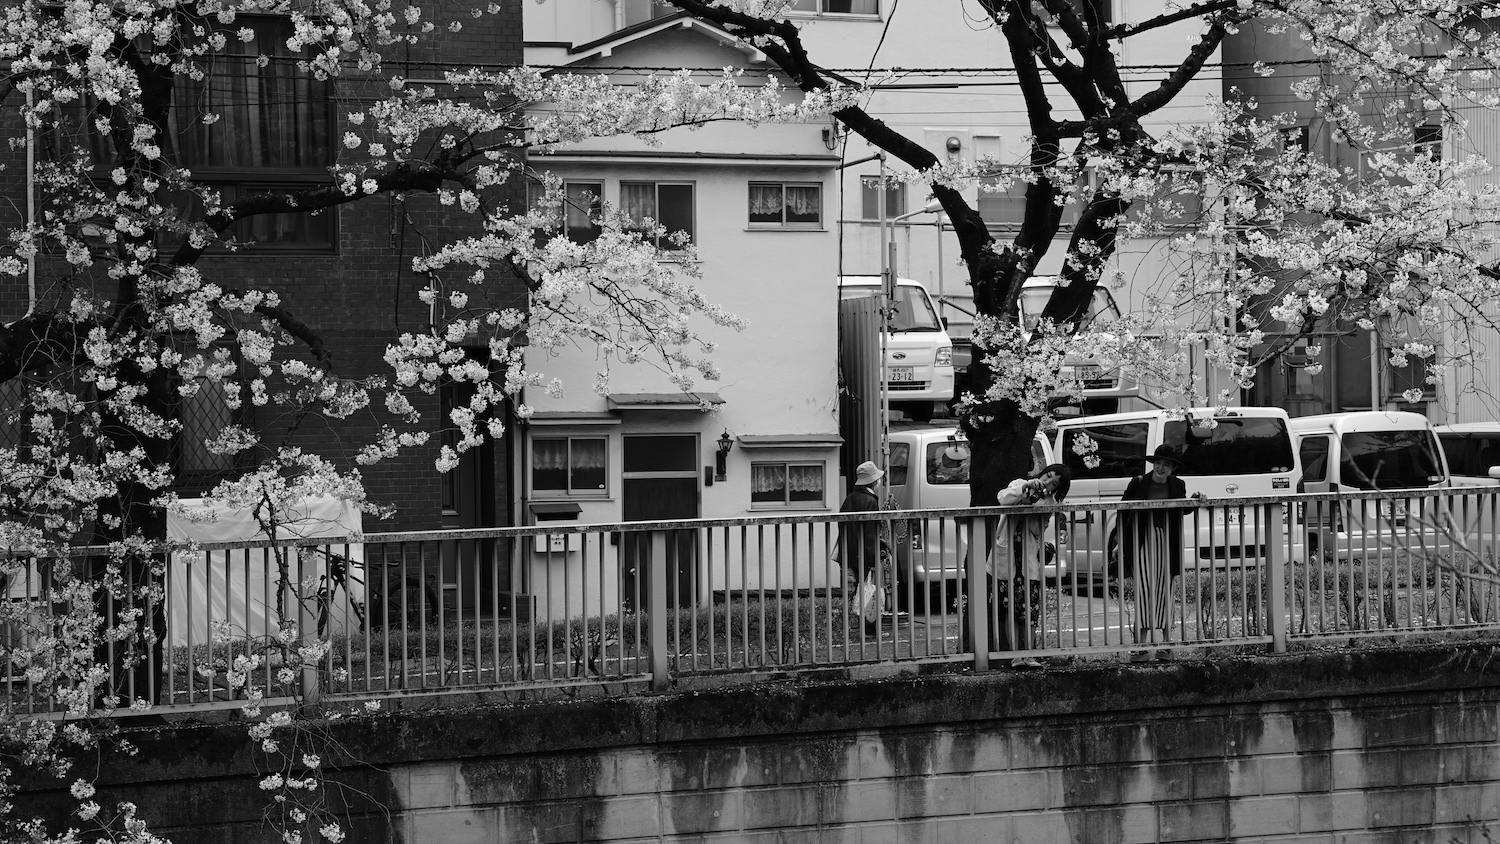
(6, 489, 1500, 715)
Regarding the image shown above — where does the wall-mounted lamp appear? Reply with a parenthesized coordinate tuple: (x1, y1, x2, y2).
(715, 430, 734, 481)
(945, 135, 963, 155)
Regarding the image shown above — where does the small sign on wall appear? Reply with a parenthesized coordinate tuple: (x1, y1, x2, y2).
(534, 533, 576, 554)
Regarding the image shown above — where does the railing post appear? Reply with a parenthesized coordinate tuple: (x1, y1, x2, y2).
(297, 547, 322, 705)
(966, 516, 989, 672)
(649, 529, 670, 692)
(1267, 502, 1288, 654)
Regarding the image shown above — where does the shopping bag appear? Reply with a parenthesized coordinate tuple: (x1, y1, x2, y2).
(851, 572, 882, 622)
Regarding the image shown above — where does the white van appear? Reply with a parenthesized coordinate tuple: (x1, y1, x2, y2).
(1435, 423, 1500, 487)
(1289, 411, 1451, 558)
(1052, 407, 1302, 578)
(1018, 276, 1139, 410)
(839, 276, 955, 421)
(885, 423, 1054, 605)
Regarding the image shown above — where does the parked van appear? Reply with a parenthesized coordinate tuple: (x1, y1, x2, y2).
(1051, 407, 1301, 578)
(1018, 276, 1139, 413)
(1289, 411, 1450, 558)
(885, 423, 1054, 605)
(1435, 423, 1500, 487)
(839, 276, 955, 422)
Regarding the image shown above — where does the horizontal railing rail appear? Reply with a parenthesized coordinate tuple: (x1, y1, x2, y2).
(5, 488, 1499, 715)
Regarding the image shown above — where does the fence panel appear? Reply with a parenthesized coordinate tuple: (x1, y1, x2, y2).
(8, 489, 1500, 716)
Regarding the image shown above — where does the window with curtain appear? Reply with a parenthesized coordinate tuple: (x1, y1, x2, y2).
(749, 182, 822, 227)
(151, 16, 335, 252)
(621, 182, 695, 248)
(527, 180, 603, 244)
(790, 0, 879, 13)
(750, 462, 825, 506)
(533, 436, 608, 495)
(860, 176, 906, 219)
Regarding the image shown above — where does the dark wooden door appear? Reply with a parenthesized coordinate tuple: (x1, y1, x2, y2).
(620, 435, 699, 612)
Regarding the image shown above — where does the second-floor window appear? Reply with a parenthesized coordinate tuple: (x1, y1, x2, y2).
(861, 176, 906, 219)
(791, 0, 878, 12)
(749, 182, 822, 228)
(169, 16, 337, 252)
(622, 182, 695, 248)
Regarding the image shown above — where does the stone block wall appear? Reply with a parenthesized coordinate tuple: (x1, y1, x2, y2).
(24, 644, 1500, 843)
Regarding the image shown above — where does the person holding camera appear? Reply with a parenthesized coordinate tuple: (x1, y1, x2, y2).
(979, 462, 1071, 669)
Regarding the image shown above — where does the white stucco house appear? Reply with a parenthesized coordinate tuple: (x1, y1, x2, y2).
(522, 10, 845, 612)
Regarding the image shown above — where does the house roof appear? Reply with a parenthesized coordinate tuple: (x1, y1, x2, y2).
(565, 12, 767, 64)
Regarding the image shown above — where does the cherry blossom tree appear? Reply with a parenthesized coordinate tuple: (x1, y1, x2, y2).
(669, 0, 1500, 503)
(0, 1, 847, 839)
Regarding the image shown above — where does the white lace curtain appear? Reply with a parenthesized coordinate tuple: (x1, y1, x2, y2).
(750, 184, 819, 219)
(620, 183, 656, 225)
(533, 439, 605, 472)
(751, 463, 823, 494)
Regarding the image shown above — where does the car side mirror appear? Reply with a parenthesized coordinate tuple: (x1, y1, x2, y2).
(1487, 466, 1500, 480)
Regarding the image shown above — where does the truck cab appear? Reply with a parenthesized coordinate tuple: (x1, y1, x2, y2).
(839, 276, 955, 422)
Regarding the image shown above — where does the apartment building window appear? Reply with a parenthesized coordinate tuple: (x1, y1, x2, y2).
(750, 462, 825, 507)
(1280, 126, 1309, 154)
(861, 176, 906, 219)
(1387, 351, 1437, 403)
(790, 0, 878, 14)
(173, 371, 257, 494)
(978, 168, 1028, 228)
(622, 182, 695, 248)
(532, 436, 608, 496)
(526, 180, 603, 244)
(1416, 124, 1443, 162)
(749, 182, 822, 228)
(168, 16, 337, 252)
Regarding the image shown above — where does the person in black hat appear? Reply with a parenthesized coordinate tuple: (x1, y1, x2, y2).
(1118, 444, 1205, 662)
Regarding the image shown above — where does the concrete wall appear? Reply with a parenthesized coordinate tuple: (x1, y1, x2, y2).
(29, 644, 1500, 843)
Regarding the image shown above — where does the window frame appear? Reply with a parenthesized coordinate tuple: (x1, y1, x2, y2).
(1058, 422, 1150, 480)
(860, 175, 907, 220)
(167, 14, 338, 255)
(748, 181, 823, 229)
(749, 460, 827, 509)
(785, 0, 881, 17)
(530, 434, 611, 499)
(620, 180, 696, 249)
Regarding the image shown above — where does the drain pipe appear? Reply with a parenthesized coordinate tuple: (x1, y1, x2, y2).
(24, 85, 35, 316)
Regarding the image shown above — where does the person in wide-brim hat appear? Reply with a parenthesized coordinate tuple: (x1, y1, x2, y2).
(1146, 444, 1183, 467)
(853, 460, 884, 487)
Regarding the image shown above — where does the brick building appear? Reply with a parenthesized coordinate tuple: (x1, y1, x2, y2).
(0, 2, 527, 538)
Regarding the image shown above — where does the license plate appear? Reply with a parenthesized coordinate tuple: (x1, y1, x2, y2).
(890, 367, 914, 382)
(1379, 500, 1408, 518)
(1076, 364, 1101, 380)
(1215, 509, 1243, 527)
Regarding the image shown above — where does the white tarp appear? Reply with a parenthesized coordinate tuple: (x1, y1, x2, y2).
(166, 496, 366, 649)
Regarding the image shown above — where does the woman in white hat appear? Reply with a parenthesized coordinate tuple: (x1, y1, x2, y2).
(838, 460, 885, 635)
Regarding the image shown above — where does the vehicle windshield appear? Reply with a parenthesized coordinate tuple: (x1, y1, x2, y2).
(891, 286, 942, 332)
(1162, 417, 1296, 476)
(841, 283, 943, 332)
(1340, 430, 1446, 489)
(926, 442, 970, 485)
(1018, 285, 1120, 331)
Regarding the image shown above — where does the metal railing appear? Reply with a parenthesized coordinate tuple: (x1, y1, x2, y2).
(6, 488, 1500, 714)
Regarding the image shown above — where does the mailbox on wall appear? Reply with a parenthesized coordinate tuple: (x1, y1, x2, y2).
(528, 501, 582, 555)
